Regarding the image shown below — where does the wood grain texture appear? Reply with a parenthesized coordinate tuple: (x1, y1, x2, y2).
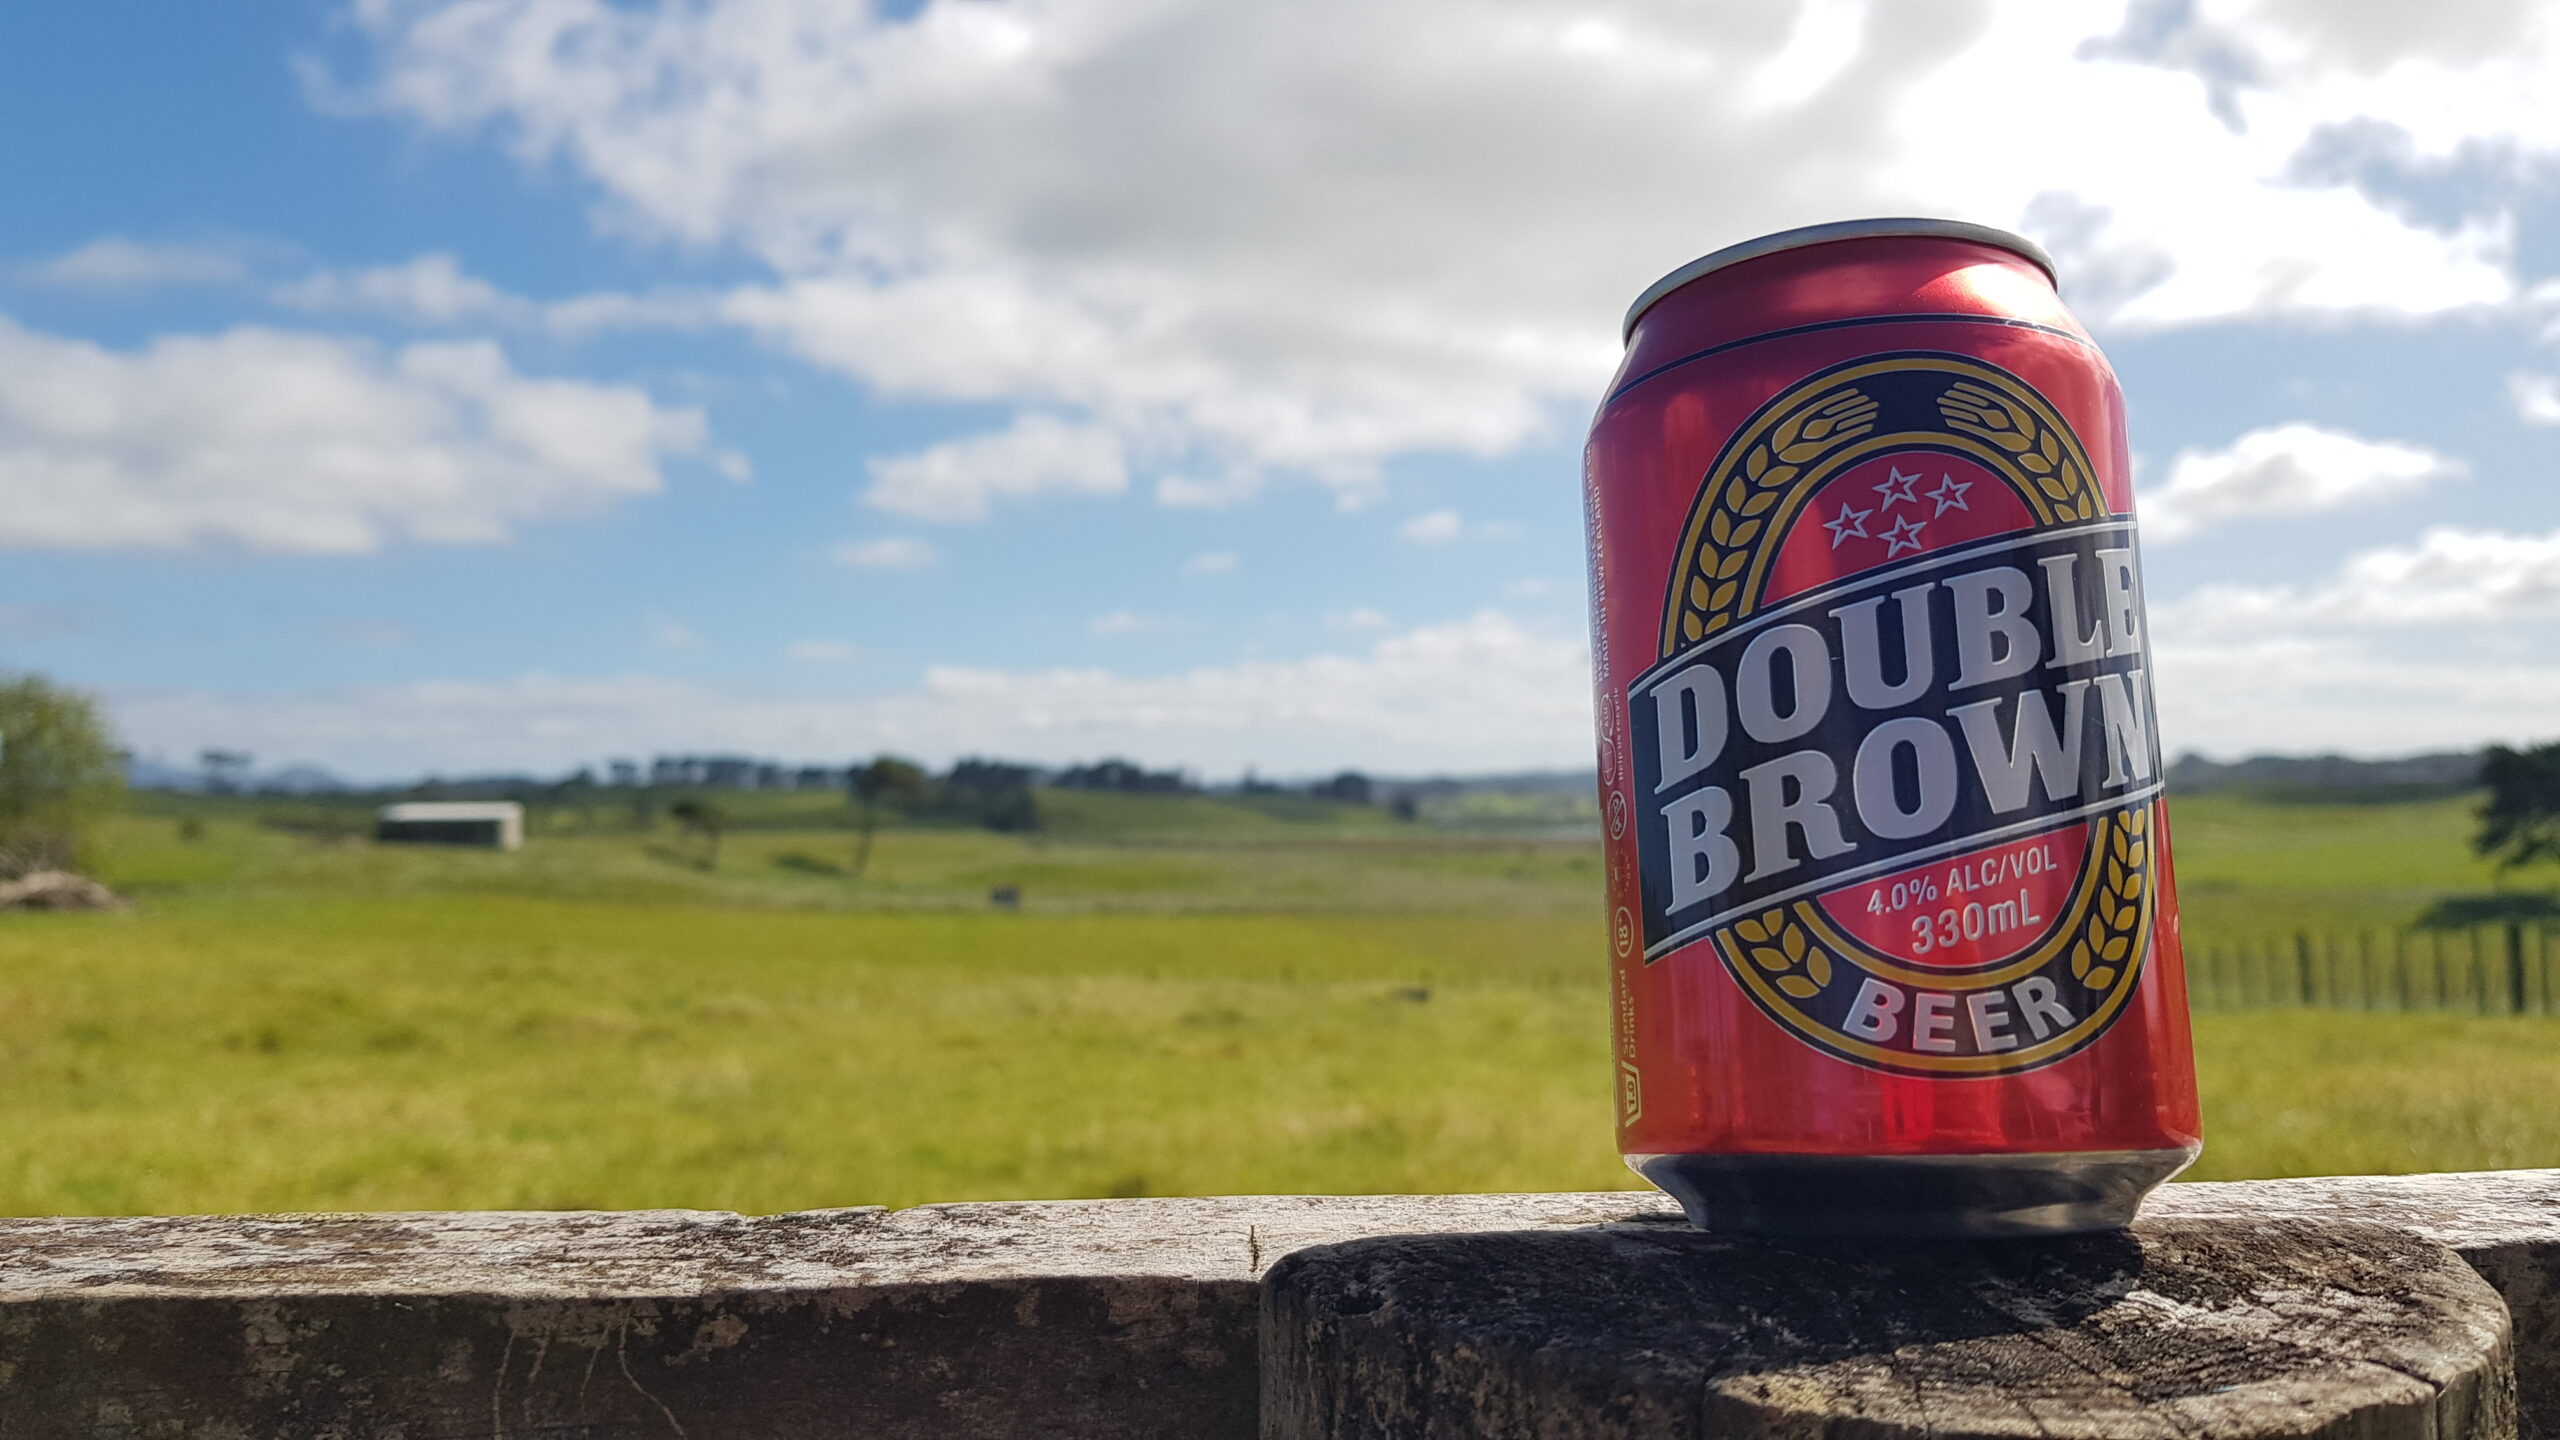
(1263, 1216, 2516, 1440)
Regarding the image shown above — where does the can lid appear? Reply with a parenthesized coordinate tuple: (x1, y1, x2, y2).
(1621, 217, 2057, 344)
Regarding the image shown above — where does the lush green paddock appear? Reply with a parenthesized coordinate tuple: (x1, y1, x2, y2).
(0, 784, 2537, 1216)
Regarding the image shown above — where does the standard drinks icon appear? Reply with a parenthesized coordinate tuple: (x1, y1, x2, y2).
(1585, 219, 2202, 1237)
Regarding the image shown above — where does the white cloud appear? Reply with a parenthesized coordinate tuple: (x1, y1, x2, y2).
(864, 413, 1125, 522)
(272, 252, 737, 340)
(2114, 522, 2560, 755)
(1088, 610, 1166, 635)
(2511, 372, 2560, 425)
(104, 611, 1596, 778)
(1326, 607, 1391, 630)
(832, 536, 938, 570)
(1182, 550, 1239, 575)
(22, 238, 245, 289)
(2159, 525, 2560, 632)
(1154, 472, 1266, 511)
(274, 252, 524, 324)
(2152, 633, 2560, 760)
(2138, 423, 2463, 540)
(0, 315, 710, 552)
(1400, 509, 1465, 545)
(786, 639, 858, 664)
(344, 0, 2554, 506)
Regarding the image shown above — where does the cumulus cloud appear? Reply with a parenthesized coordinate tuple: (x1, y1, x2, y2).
(340, 0, 2551, 512)
(2084, 520, 2560, 754)
(274, 252, 525, 324)
(864, 413, 1125, 522)
(0, 315, 711, 552)
(272, 252, 734, 339)
(1088, 610, 1167, 635)
(2143, 526, 2560, 755)
(21, 238, 245, 289)
(2158, 525, 2560, 632)
(2137, 423, 2464, 540)
(1400, 510, 1465, 545)
(104, 610, 1596, 778)
(832, 536, 939, 570)
(2151, 633, 2560, 760)
(1183, 550, 1239, 575)
(1395, 508, 1516, 544)
(2511, 372, 2560, 425)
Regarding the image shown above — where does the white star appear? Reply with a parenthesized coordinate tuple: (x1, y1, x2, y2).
(1823, 504, 1871, 549)
(1881, 516, 1926, 557)
(1873, 467, 1921, 509)
(1927, 473, 1971, 516)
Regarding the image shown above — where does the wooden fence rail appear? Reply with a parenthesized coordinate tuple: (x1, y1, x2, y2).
(2186, 925, 2559, 1014)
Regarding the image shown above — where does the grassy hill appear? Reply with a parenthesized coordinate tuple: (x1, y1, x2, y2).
(0, 782, 2538, 1216)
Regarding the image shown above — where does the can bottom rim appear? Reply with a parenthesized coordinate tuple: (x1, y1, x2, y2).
(1628, 1145, 2201, 1238)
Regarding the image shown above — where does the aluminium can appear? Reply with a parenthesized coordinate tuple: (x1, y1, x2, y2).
(1584, 218, 2202, 1237)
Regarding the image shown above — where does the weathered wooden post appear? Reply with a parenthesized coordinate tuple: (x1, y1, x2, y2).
(1265, 1218, 2516, 1440)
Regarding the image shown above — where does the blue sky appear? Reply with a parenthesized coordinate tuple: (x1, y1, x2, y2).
(2, 0, 2557, 781)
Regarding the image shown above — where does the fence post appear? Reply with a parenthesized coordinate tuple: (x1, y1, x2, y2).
(2359, 931, 2376, 1012)
(2295, 932, 2315, 1007)
(2395, 930, 2411, 1012)
(2435, 930, 2450, 1010)
(2510, 923, 2530, 1017)
(2472, 928, 2491, 1017)
(2529, 922, 2549, 1014)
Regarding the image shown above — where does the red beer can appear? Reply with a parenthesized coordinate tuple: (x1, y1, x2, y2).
(1585, 219, 2201, 1236)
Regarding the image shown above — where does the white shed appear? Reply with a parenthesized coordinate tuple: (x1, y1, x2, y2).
(376, 802, 525, 851)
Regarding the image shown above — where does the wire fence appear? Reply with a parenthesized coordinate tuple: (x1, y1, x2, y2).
(2186, 926, 2560, 1014)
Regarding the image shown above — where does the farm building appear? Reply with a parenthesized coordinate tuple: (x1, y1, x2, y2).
(375, 802, 524, 851)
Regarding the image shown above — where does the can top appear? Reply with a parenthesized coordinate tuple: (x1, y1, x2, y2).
(1621, 218, 2057, 344)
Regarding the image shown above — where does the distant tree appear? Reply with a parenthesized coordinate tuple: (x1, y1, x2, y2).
(667, 796, 727, 868)
(554, 767, 600, 833)
(0, 674, 126, 875)
(198, 748, 253, 796)
(943, 758, 1040, 833)
(1054, 758, 1191, 794)
(1309, 771, 1374, 805)
(848, 755, 929, 878)
(2478, 742, 2560, 874)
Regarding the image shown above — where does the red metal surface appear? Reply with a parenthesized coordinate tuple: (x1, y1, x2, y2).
(1587, 230, 2202, 1165)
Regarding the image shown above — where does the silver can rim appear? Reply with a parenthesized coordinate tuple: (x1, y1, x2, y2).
(1622, 217, 2057, 344)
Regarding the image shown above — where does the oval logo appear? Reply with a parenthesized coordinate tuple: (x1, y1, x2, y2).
(1625, 352, 2162, 1077)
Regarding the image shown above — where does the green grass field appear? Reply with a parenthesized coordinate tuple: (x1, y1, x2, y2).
(0, 785, 2539, 1216)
